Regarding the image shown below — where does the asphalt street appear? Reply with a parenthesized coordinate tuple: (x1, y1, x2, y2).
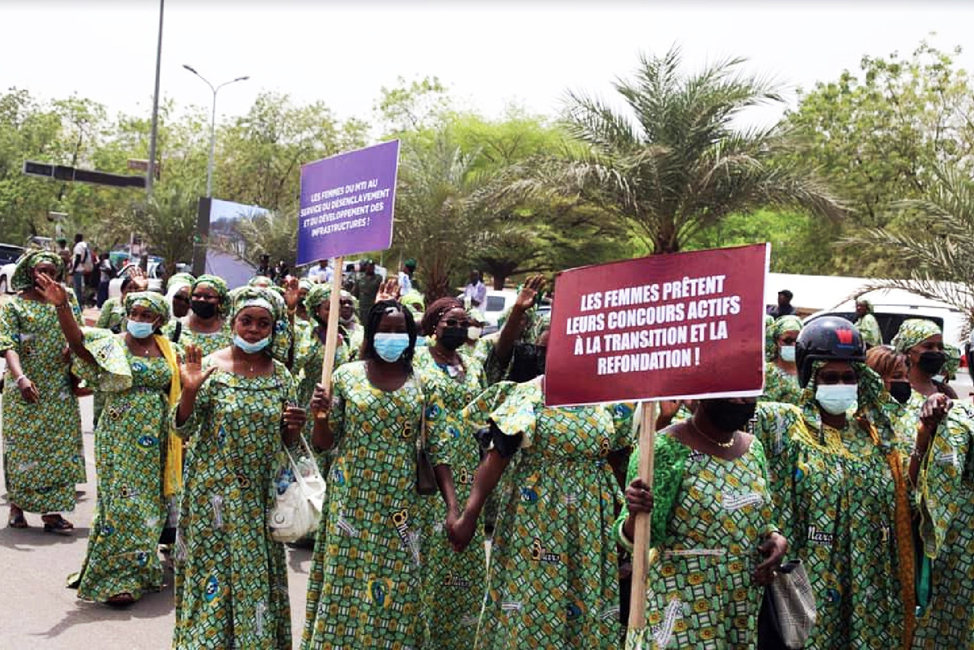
(0, 389, 315, 650)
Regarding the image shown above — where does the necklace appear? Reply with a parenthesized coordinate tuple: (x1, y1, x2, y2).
(688, 417, 736, 448)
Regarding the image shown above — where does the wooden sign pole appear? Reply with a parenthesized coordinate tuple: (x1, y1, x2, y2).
(627, 400, 658, 639)
(316, 256, 343, 419)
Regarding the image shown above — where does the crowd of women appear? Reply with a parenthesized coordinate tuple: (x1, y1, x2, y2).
(1, 248, 972, 648)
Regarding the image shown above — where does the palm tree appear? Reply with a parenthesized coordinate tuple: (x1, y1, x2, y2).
(393, 133, 492, 302)
(123, 184, 198, 275)
(539, 47, 844, 254)
(851, 166, 974, 321)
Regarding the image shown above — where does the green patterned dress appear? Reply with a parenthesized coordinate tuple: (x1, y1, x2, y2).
(67, 330, 174, 601)
(302, 361, 442, 649)
(614, 433, 779, 648)
(0, 295, 86, 513)
(415, 346, 488, 649)
(179, 323, 232, 358)
(96, 297, 126, 332)
(760, 362, 802, 405)
(466, 379, 629, 650)
(887, 393, 974, 647)
(753, 402, 907, 649)
(171, 360, 296, 649)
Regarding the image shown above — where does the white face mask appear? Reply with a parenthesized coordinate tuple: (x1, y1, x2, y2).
(467, 326, 482, 341)
(815, 384, 858, 415)
(779, 345, 796, 363)
(932, 374, 945, 384)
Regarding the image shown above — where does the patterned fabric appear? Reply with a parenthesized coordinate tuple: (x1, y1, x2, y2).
(302, 361, 442, 649)
(856, 313, 883, 348)
(416, 346, 488, 649)
(96, 296, 127, 333)
(891, 319, 941, 353)
(67, 331, 173, 602)
(752, 397, 909, 649)
(0, 294, 86, 513)
(761, 362, 803, 405)
(292, 324, 351, 426)
(615, 433, 778, 649)
(462, 379, 628, 649)
(943, 344, 961, 381)
(887, 393, 974, 647)
(124, 291, 170, 328)
(179, 324, 232, 358)
(170, 360, 296, 649)
(10, 250, 63, 291)
(167, 272, 195, 292)
(229, 285, 282, 322)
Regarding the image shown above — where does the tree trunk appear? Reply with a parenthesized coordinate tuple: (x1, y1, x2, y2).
(492, 275, 506, 290)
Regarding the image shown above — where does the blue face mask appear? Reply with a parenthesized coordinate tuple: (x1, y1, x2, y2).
(815, 384, 858, 415)
(373, 333, 410, 362)
(233, 334, 270, 354)
(126, 320, 156, 339)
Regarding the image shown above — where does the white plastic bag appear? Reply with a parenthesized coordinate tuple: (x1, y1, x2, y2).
(268, 437, 326, 543)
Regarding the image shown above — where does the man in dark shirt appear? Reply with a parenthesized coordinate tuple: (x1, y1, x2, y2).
(353, 259, 382, 322)
(768, 289, 796, 318)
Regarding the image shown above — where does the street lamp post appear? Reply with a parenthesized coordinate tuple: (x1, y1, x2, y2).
(182, 65, 249, 197)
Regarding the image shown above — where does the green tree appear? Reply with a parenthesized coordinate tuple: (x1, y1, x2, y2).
(783, 40, 974, 276)
(124, 184, 199, 274)
(541, 47, 843, 255)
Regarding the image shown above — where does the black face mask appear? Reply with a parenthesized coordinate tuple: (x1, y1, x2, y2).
(889, 381, 912, 404)
(702, 400, 757, 433)
(439, 327, 468, 351)
(916, 351, 947, 376)
(191, 300, 217, 319)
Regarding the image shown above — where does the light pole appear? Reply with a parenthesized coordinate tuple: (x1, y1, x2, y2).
(182, 65, 249, 197)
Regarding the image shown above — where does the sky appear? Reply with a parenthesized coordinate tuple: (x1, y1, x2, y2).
(2, 1, 973, 132)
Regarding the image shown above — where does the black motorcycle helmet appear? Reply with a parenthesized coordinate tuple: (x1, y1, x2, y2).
(795, 316, 866, 388)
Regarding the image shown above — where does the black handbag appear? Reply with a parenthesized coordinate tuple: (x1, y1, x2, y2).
(414, 374, 438, 496)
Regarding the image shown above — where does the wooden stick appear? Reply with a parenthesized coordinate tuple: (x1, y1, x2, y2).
(627, 400, 657, 634)
(315, 256, 343, 420)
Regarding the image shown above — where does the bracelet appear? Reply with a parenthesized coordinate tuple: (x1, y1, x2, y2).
(14, 375, 29, 387)
(55, 302, 70, 311)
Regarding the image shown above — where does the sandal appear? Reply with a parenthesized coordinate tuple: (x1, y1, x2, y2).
(8, 511, 28, 529)
(42, 515, 74, 535)
(105, 593, 136, 607)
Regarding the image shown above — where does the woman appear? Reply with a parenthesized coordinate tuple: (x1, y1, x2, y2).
(887, 321, 974, 646)
(97, 274, 146, 333)
(855, 299, 883, 348)
(302, 300, 458, 649)
(171, 285, 306, 649)
(162, 272, 194, 343)
(415, 296, 489, 648)
(339, 291, 365, 357)
(0, 251, 86, 532)
(752, 317, 915, 649)
(615, 397, 787, 648)
(293, 284, 351, 423)
(448, 312, 632, 650)
(180, 274, 232, 357)
(38, 277, 179, 605)
(483, 276, 546, 382)
(761, 315, 803, 404)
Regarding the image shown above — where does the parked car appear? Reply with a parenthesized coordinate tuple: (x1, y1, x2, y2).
(805, 288, 972, 396)
(108, 261, 165, 299)
(0, 243, 25, 293)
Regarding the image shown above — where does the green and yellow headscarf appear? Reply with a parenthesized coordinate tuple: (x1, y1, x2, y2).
(166, 272, 195, 293)
(11, 250, 63, 291)
(891, 319, 941, 353)
(124, 291, 171, 329)
(229, 285, 282, 322)
(191, 274, 229, 317)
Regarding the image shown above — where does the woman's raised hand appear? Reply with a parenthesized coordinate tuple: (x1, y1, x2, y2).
(377, 277, 400, 301)
(514, 275, 545, 312)
(180, 344, 215, 394)
(34, 272, 69, 307)
(283, 276, 301, 311)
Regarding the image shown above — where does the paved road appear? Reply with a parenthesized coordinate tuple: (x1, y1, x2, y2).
(0, 391, 315, 650)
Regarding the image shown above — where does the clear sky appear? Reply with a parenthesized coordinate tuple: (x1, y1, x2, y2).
(3, 1, 973, 130)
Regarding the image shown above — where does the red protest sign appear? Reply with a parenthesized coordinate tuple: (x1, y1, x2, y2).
(545, 243, 769, 407)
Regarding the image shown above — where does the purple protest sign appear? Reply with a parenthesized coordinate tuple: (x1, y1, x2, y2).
(297, 140, 400, 265)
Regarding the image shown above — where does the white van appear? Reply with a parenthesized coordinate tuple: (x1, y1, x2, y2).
(805, 287, 972, 396)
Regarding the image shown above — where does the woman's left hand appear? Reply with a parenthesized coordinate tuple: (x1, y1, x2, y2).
(376, 277, 400, 301)
(35, 272, 68, 306)
(754, 531, 788, 585)
(282, 404, 307, 437)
